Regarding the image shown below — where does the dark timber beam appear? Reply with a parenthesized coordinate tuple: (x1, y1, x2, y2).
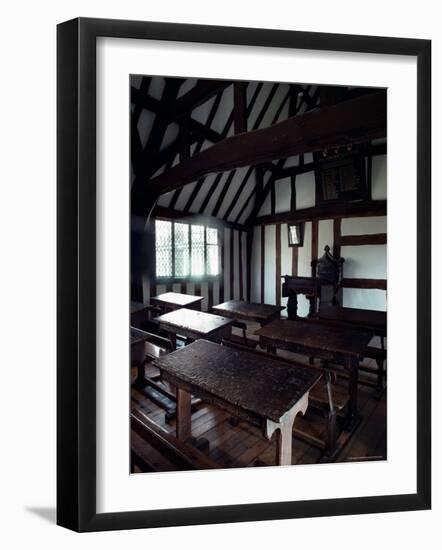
(233, 82, 247, 134)
(172, 80, 231, 115)
(253, 200, 387, 225)
(152, 205, 246, 232)
(131, 86, 224, 145)
(143, 90, 386, 199)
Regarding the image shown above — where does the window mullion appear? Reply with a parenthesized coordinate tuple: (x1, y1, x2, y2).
(171, 221, 175, 278)
(204, 225, 207, 277)
(188, 223, 192, 277)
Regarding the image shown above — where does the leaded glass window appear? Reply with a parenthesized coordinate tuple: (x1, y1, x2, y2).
(155, 220, 172, 277)
(174, 223, 189, 277)
(155, 219, 220, 278)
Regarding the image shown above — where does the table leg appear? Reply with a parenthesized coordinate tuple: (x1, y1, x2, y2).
(287, 293, 298, 320)
(176, 387, 191, 441)
(265, 392, 309, 466)
(344, 357, 360, 430)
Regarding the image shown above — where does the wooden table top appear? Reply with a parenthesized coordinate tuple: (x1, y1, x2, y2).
(317, 305, 386, 334)
(153, 339, 321, 424)
(151, 292, 203, 308)
(255, 318, 373, 359)
(155, 308, 234, 337)
(212, 300, 285, 323)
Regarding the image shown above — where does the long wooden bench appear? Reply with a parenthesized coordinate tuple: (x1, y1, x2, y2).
(224, 320, 258, 349)
(131, 411, 217, 472)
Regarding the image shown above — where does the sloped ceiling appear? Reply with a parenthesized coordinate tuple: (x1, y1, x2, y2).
(131, 76, 320, 225)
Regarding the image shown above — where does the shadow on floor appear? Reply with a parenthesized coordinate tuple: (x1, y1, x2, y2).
(26, 506, 56, 524)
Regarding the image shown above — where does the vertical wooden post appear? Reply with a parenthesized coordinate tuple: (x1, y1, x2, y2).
(239, 231, 244, 300)
(333, 218, 342, 258)
(246, 227, 254, 302)
(275, 224, 281, 306)
(260, 225, 265, 304)
(230, 229, 234, 300)
(233, 82, 247, 135)
(311, 219, 319, 262)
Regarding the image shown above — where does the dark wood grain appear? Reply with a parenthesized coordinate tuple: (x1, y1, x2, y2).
(254, 200, 386, 225)
(146, 91, 386, 198)
(153, 339, 322, 424)
(255, 318, 372, 360)
(317, 305, 386, 337)
(338, 233, 387, 246)
(275, 225, 281, 306)
(341, 278, 387, 290)
(212, 300, 285, 325)
(260, 225, 265, 304)
(333, 218, 342, 258)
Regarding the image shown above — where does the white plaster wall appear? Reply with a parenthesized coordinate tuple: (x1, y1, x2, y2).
(295, 172, 316, 209)
(318, 219, 334, 255)
(343, 288, 386, 311)
(251, 225, 261, 303)
(371, 154, 387, 200)
(342, 216, 387, 235)
(341, 245, 387, 279)
(275, 178, 291, 213)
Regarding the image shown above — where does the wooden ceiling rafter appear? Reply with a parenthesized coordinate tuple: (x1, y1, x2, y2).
(179, 90, 228, 212)
(253, 199, 387, 225)
(139, 90, 386, 213)
(132, 78, 184, 185)
(223, 83, 292, 222)
(211, 83, 281, 219)
(236, 84, 316, 224)
(197, 82, 264, 216)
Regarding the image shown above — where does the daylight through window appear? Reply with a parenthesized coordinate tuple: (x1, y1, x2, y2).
(155, 220, 220, 279)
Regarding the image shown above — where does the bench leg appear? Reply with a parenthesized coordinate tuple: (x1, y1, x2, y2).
(344, 357, 360, 431)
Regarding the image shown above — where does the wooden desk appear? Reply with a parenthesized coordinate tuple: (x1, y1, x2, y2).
(153, 339, 322, 466)
(151, 292, 203, 312)
(212, 300, 285, 325)
(255, 319, 373, 429)
(317, 305, 386, 338)
(155, 308, 234, 345)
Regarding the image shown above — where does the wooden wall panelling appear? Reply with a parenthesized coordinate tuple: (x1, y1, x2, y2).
(341, 278, 387, 290)
(338, 234, 387, 246)
(333, 218, 342, 258)
(311, 219, 319, 264)
(275, 224, 281, 306)
(239, 231, 244, 299)
(260, 225, 265, 304)
(230, 229, 234, 300)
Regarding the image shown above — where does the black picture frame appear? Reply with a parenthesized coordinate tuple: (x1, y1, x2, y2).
(57, 17, 431, 532)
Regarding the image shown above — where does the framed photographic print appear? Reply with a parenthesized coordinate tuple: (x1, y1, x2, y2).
(57, 17, 431, 532)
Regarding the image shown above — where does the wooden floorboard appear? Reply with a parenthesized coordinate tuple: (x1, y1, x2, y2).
(130, 351, 387, 471)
